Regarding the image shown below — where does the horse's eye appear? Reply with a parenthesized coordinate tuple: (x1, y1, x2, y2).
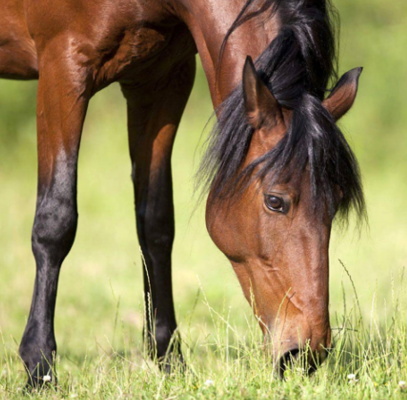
(264, 195, 287, 213)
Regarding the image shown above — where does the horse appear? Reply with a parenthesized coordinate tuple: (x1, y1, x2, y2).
(0, 0, 364, 386)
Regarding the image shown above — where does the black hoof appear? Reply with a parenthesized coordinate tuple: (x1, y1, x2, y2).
(20, 351, 57, 389)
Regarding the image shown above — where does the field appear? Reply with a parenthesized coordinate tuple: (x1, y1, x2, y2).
(0, 0, 406, 398)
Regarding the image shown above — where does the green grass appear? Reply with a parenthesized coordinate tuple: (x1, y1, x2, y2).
(0, 288, 406, 399)
(1, 0, 407, 397)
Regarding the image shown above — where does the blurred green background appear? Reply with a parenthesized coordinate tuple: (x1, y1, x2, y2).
(0, 0, 406, 372)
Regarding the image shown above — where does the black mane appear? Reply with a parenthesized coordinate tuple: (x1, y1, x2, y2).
(199, 0, 365, 221)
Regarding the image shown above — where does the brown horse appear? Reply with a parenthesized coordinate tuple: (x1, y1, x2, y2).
(0, 0, 364, 386)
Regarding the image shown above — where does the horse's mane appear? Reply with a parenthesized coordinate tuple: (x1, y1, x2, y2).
(198, 0, 365, 222)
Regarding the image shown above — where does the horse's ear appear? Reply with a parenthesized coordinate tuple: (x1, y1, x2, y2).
(323, 67, 363, 120)
(242, 56, 282, 129)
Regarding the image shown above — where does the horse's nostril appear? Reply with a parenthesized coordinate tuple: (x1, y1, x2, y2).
(277, 346, 330, 377)
(278, 348, 300, 377)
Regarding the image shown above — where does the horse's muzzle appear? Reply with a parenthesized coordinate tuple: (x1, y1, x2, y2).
(275, 344, 331, 378)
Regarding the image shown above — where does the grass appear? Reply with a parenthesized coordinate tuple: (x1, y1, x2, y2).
(1, 0, 407, 397)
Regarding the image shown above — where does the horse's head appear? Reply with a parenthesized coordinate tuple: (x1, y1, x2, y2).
(206, 57, 363, 374)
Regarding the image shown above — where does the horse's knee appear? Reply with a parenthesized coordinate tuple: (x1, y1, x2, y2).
(32, 193, 77, 265)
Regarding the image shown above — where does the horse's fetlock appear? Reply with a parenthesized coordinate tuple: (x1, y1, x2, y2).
(144, 226, 174, 252)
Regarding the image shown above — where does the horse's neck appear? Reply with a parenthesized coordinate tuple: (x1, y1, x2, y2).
(173, 0, 280, 107)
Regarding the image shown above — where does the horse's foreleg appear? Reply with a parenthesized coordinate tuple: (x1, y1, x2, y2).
(121, 56, 196, 371)
(19, 43, 91, 386)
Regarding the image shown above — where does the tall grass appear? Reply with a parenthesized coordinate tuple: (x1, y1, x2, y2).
(1, 279, 406, 399)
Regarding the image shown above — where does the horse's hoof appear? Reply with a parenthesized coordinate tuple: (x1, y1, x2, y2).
(158, 353, 186, 375)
